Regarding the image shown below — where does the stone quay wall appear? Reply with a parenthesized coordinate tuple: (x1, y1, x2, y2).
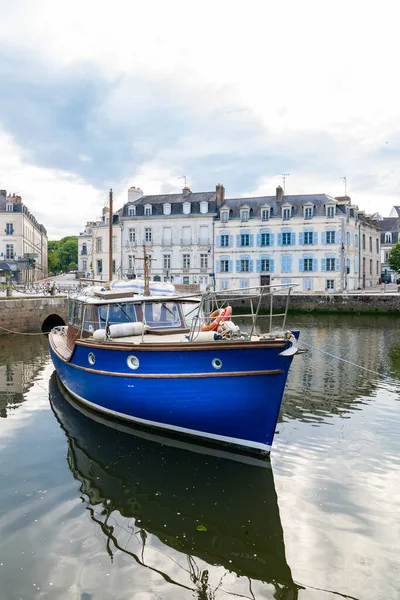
(0, 297, 68, 335)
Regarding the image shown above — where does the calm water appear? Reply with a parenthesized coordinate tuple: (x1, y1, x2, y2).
(0, 315, 399, 600)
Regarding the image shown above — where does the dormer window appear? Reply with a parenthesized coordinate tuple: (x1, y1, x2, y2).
(200, 201, 208, 214)
(327, 205, 335, 218)
(304, 206, 313, 219)
(183, 202, 191, 215)
(128, 206, 136, 217)
(144, 204, 152, 216)
(6, 203, 13, 212)
(282, 208, 291, 221)
(220, 209, 229, 223)
(163, 203, 171, 216)
(240, 207, 250, 222)
(261, 207, 270, 221)
(385, 232, 392, 243)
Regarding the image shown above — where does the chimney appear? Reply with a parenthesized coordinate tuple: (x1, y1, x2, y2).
(128, 186, 144, 203)
(0, 190, 6, 197)
(182, 186, 191, 197)
(276, 186, 284, 203)
(216, 183, 225, 208)
(335, 195, 351, 204)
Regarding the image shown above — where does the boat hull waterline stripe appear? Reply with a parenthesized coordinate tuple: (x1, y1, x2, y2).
(60, 380, 273, 454)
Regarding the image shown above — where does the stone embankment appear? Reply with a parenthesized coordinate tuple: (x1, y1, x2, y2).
(0, 297, 68, 336)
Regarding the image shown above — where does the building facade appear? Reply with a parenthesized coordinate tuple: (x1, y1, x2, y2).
(119, 185, 218, 289)
(215, 188, 380, 293)
(377, 207, 400, 282)
(78, 221, 96, 278)
(0, 189, 48, 282)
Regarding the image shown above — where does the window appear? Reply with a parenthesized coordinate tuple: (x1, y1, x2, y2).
(220, 280, 229, 290)
(327, 206, 335, 218)
(145, 228, 152, 242)
(376, 239, 379, 253)
(6, 203, 13, 212)
(261, 258, 270, 272)
(282, 232, 292, 245)
(112, 236, 117, 251)
(326, 279, 334, 290)
(163, 227, 172, 246)
(240, 259, 250, 272)
(128, 255, 135, 270)
(346, 231, 351, 244)
(163, 255, 171, 269)
(377, 260, 379, 275)
(5, 244, 14, 259)
(304, 279, 312, 291)
(304, 258, 313, 271)
(385, 252, 390, 261)
(183, 202, 191, 215)
(362, 234, 365, 250)
(221, 259, 229, 272)
(183, 276, 190, 284)
(241, 233, 250, 246)
(240, 279, 249, 293)
(97, 259, 103, 274)
(304, 231, 313, 245)
(326, 258, 335, 271)
(326, 231, 335, 244)
(81, 243, 87, 255)
(355, 233, 359, 247)
(221, 233, 229, 247)
(283, 208, 291, 220)
(183, 254, 190, 269)
(82, 260, 87, 271)
(200, 201, 208, 214)
(240, 209, 249, 222)
(163, 203, 171, 216)
(370, 259, 372, 275)
(261, 232, 270, 246)
(144, 205, 152, 216)
(96, 237, 102, 252)
(220, 211, 229, 223)
(369, 237, 372, 252)
(5, 223, 13, 235)
(385, 232, 391, 244)
(281, 255, 292, 272)
(199, 226, 208, 245)
(112, 260, 116, 274)
(304, 207, 313, 219)
(261, 208, 269, 221)
(128, 206, 136, 217)
(200, 254, 208, 269)
(128, 228, 136, 243)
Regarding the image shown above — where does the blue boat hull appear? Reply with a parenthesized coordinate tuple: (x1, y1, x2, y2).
(49, 338, 295, 453)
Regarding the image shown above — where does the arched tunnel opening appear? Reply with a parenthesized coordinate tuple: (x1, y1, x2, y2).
(41, 314, 66, 333)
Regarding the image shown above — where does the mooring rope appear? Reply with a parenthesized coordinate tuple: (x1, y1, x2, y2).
(301, 341, 400, 384)
(0, 324, 48, 336)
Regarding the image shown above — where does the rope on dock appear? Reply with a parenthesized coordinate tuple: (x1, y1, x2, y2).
(301, 341, 400, 384)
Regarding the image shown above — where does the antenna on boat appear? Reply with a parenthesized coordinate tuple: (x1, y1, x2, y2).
(108, 188, 113, 283)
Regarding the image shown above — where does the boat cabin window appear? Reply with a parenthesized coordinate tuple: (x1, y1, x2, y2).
(144, 302, 182, 329)
(68, 300, 83, 328)
(82, 305, 96, 333)
(97, 303, 139, 329)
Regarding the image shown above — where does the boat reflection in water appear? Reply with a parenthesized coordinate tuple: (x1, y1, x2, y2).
(49, 373, 299, 599)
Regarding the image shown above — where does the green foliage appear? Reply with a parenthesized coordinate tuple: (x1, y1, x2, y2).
(48, 236, 78, 273)
(388, 243, 400, 274)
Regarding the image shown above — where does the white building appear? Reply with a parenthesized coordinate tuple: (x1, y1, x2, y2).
(119, 185, 219, 289)
(377, 208, 400, 282)
(0, 189, 48, 282)
(78, 221, 96, 278)
(215, 187, 380, 293)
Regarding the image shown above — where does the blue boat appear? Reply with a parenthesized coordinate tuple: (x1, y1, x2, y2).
(49, 278, 303, 455)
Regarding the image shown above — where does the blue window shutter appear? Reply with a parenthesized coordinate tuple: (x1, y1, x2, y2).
(313, 232, 318, 244)
(335, 259, 340, 271)
(278, 233, 282, 245)
(228, 260, 233, 272)
(229, 235, 233, 247)
(216, 260, 221, 273)
(256, 233, 261, 246)
(322, 232, 326, 244)
(313, 259, 318, 271)
(291, 233, 296, 245)
(249, 260, 254, 272)
(249, 234, 254, 247)
(288, 255, 292, 272)
(299, 259, 304, 272)
(270, 233, 274, 246)
(354, 257, 359, 273)
(281, 256, 286, 272)
(256, 259, 261, 272)
(336, 230, 341, 244)
(270, 259, 274, 272)
(236, 260, 241, 272)
(321, 259, 326, 271)
(216, 235, 221, 247)
(299, 232, 304, 245)
(236, 234, 241, 247)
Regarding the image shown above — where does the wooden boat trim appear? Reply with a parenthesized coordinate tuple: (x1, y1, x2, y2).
(65, 362, 285, 378)
(75, 339, 287, 352)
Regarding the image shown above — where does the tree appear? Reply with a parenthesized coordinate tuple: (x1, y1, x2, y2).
(47, 236, 78, 274)
(388, 243, 400, 275)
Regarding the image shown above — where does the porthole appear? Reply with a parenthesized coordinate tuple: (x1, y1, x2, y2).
(88, 352, 95, 366)
(127, 355, 140, 370)
(212, 358, 222, 370)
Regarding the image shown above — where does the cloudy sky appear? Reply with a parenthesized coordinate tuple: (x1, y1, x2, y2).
(1, 0, 399, 238)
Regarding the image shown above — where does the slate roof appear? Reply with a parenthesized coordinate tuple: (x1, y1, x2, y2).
(220, 193, 337, 219)
(121, 191, 217, 217)
(378, 217, 399, 232)
(392, 206, 400, 217)
(0, 193, 47, 234)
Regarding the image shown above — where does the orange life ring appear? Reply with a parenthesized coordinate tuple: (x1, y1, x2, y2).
(221, 306, 232, 321)
(201, 308, 226, 332)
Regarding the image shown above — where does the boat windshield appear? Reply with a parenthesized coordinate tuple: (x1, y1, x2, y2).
(144, 302, 182, 329)
(98, 303, 138, 328)
(97, 301, 184, 330)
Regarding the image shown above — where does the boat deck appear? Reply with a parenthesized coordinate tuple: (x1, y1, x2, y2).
(50, 329, 74, 361)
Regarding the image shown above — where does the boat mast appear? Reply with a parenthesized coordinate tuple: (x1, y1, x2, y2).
(108, 188, 113, 282)
(143, 244, 150, 296)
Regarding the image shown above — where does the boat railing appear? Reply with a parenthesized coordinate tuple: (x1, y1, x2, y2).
(188, 283, 296, 341)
